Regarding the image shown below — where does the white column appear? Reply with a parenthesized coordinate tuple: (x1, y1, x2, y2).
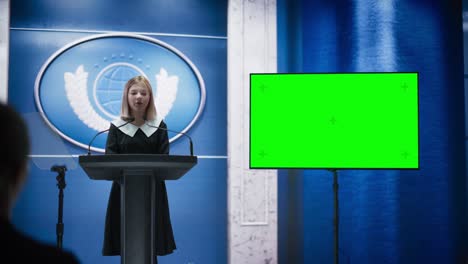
(0, 0, 9, 102)
(227, 0, 277, 263)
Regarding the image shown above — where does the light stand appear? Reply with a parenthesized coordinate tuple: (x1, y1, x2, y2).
(51, 165, 67, 249)
(329, 169, 339, 264)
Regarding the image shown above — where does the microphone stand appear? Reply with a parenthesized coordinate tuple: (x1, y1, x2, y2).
(145, 122, 194, 156)
(87, 117, 135, 155)
(51, 165, 67, 250)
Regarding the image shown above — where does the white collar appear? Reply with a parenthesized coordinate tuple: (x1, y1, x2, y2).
(111, 115, 163, 138)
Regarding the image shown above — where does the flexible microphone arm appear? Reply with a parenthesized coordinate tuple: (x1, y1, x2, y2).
(87, 117, 135, 155)
(145, 122, 193, 156)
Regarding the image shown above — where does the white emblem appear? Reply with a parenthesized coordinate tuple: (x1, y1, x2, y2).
(64, 65, 179, 131)
(154, 68, 179, 119)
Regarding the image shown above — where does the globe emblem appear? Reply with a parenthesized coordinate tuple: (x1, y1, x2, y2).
(93, 63, 146, 119)
(35, 34, 206, 152)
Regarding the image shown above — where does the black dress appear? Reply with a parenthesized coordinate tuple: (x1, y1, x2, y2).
(102, 120, 176, 256)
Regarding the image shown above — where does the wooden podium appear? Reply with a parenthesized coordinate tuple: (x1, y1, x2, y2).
(79, 154, 197, 264)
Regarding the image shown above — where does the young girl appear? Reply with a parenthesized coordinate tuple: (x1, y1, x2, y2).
(102, 76, 176, 261)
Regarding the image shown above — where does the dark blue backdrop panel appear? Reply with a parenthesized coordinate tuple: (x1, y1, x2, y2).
(277, 2, 304, 263)
(466, 79, 468, 135)
(8, 30, 227, 156)
(277, 169, 304, 264)
(278, 0, 466, 263)
(277, 0, 302, 74)
(8, 30, 86, 114)
(164, 158, 227, 264)
(10, 0, 227, 37)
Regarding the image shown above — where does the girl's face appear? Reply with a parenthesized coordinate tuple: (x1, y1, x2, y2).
(128, 84, 150, 116)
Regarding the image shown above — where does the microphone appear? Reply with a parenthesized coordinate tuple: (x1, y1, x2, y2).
(87, 117, 135, 155)
(145, 122, 194, 156)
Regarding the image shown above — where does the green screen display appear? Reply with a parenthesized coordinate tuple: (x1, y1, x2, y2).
(250, 72, 419, 169)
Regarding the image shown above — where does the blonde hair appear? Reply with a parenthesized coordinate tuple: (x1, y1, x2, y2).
(120, 75, 157, 121)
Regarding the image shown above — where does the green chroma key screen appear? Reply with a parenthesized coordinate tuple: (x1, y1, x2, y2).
(250, 72, 419, 169)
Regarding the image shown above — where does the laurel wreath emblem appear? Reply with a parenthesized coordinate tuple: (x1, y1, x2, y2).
(64, 65, 179, 132)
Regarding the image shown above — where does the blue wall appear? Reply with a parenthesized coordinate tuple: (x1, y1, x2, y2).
(279, 0, 466, 263)
(9, 1, 227, 263)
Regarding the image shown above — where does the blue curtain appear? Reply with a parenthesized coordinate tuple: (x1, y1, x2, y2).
(278, 0, 466, 263)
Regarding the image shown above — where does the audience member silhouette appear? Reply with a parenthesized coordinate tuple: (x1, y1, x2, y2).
(0, 103, 80, 263)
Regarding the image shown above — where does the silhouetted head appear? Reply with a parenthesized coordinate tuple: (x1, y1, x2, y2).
(0, 103, 30, 218)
